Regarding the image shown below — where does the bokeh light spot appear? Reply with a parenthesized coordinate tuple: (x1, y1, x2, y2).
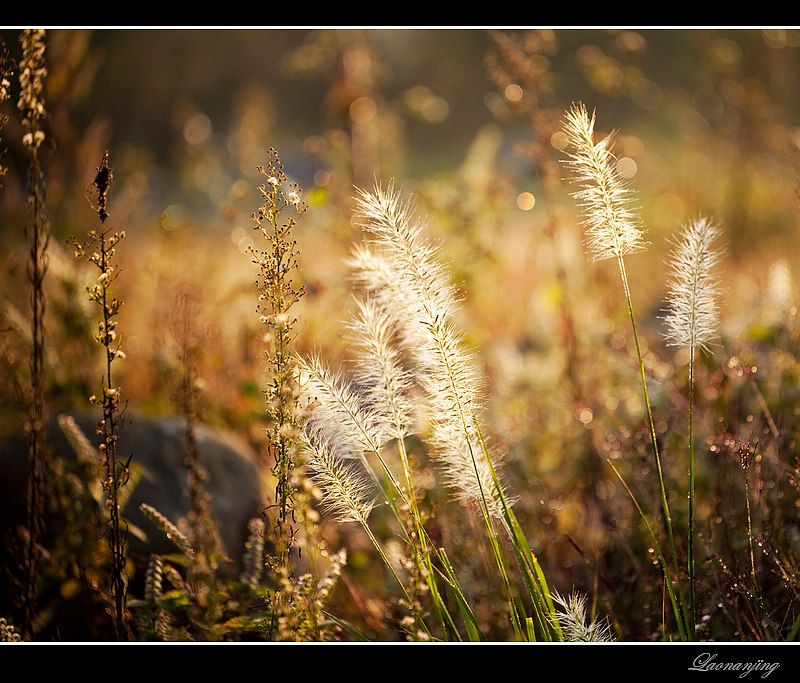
(651, 193, 686, 229)
(516, 192, 536, 210)
(350, 96, 377, 124)
(504, 83, 523, 103)
(616, 156, 637, 179)
(161, 204, 185, 232)
(182, 112, 212, 146)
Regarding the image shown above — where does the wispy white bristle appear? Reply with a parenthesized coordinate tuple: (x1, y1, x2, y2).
(346, 296, 415, 443)
(301, 433, 375, 525)
(562, 102, 647, 262)
(663, 217, 723, 354)
(353, 183, 509, 520)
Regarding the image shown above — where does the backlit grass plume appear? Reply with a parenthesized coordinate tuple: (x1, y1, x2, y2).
(662, 216, 723, 638)
(350, 183, 561, 641)
(346, 296, 415, 445)
(301, 433, 375, 526)
(561, 102, 646, 262)
(352, 183, 507, 521)
(663, 217, 723, 354)
(551, 591, 614, 642)
(297, 353, 398, 493)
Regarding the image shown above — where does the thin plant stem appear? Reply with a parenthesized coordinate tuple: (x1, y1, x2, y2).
(742, 457, 759, 600)
(617, 253, 690, 637)
(607, 459, 688, 642)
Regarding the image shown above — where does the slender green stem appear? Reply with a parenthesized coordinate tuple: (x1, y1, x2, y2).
(360, 517, 435, 640)
(617, 254, 689, 638)
(473, 419, 562, 641)
(607, 459, 688, 642)
(396, 437, 460, 638)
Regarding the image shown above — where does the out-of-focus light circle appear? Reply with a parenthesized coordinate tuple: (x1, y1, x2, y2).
(762, 28, 800, 48)
(161, 204, 184, 231)
(421, 96, 449, 124)
(616, 156, 638, 179)
(630, 78, 663, 110)
(651, 193, 686, 229)
(517, 192, 536, 210)
(550, 131, 568, 150)
(183, 112, 212, 146)
(314, 169, 331, 187)
(504, 84, 523, 103)
(230, 226, 254, 254)
(350, 96, 377, 124)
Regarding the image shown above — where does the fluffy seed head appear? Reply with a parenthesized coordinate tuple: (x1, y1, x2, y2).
(301, 434, 375, 525)
(353, 183, 510, 520)
(562, 102, 646, 262)
(346, 296, 415, 442)
(663, 216, 723, 354)
(296, 354, 387, 464)
(551, 591, 614, 642)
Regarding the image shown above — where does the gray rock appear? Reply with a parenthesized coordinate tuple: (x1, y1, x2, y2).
(0, 411, 266, 571)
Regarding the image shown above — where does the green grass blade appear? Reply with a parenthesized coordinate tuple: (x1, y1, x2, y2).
(321, 611, 371, 642)
(435, 547, 485, 641)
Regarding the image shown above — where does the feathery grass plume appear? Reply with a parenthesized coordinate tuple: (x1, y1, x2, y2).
(663, 217, 723, 354)
(134, 554, 174, 641)
(301, 434, 375, 526)
(18, 28, 49, 641)
(562, 102, 690, 641)
(298, 429, 429, 638)
(239, 518, 266, 589)
(57, 414, 103, 504)
(346, 296, 415, 443)
(351, 184, 563, 641)
(139, 504, 195, 561)
(352, 183, 508, 521)
(551, 591, 613, 642)
(297, 353, 398, 490)
(561, 102, 646, 262)
(663, 216, 723, 639)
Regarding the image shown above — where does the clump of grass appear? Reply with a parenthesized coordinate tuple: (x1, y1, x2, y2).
(69, 151, 131, 639)
(298, 182, 566, 641)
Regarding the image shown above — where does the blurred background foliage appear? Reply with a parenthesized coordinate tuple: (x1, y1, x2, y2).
(2, 27, 800, 640)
